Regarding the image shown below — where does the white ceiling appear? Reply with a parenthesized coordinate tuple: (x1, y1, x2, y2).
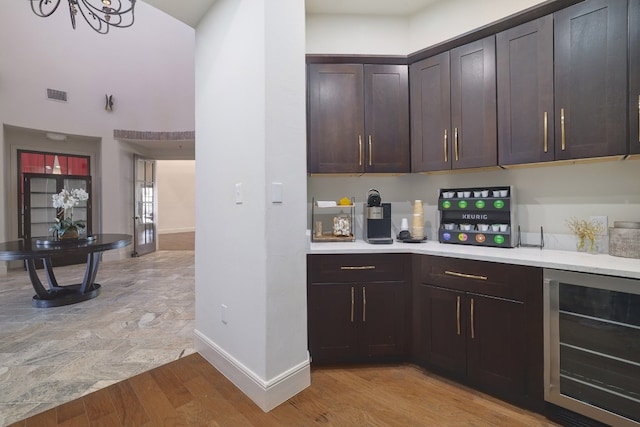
(143, 0, 440, 28)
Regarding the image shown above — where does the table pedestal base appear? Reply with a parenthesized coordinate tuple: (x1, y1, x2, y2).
(32, 283, 101, 308)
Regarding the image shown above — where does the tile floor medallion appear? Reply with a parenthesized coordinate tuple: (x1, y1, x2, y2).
(0, 250, 195, 426)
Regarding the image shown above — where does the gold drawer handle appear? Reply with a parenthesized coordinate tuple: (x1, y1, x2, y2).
(362, 287, 366, 322)
(368, 135, 373, 166)
(560, 108, 566, 151)
(444, 270, 487, 281)
(358, 135, 363, 166)
(470, 298, 475, 339)
(341, 266, 375, 270)
(543, 111, 548, 153)
(443, 129, 448, 163)
(350, 287, 355, 323)
(456, 295, 461, 335)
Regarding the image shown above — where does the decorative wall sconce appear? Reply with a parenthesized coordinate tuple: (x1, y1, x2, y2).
(105, 94, 113, 111)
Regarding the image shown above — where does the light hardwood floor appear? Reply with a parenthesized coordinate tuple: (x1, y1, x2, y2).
(10, 353, 560, 426)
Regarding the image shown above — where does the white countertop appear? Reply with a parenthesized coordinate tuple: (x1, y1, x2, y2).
(308, 238, 640, 280)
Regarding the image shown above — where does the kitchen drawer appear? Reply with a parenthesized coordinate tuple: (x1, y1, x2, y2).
(419, 255, 540, 300)
(308, 253, 408, 283)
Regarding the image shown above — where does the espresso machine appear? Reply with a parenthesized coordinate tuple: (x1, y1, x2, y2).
(363, 189, 393, 244)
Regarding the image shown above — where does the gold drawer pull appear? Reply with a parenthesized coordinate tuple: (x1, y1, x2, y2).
(543, 111, 548, 153)
(560, 108, 566, 151)
(341, 266, 375, 270)
(444, 270, 487, 281)
(456, 295, 461, 335)
(443, 129, 448, 163)
(358, 135, 363, 166)
(362, 287, 367, 322)
(470, 298, 475, 339)
(368, 135, 373, 166)
(350, 287, 355, 322)
(454, 127, 459, 161)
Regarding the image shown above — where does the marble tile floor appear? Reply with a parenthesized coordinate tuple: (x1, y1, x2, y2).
(0, 251, 195, 426)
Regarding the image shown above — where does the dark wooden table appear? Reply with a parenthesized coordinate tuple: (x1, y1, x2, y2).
(0, 234, 132, 307)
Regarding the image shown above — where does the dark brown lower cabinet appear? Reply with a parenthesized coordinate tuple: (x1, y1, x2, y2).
(412, 255, 543, 409)
(307, 254, 410, 364)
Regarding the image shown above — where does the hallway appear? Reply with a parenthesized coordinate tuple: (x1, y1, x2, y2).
(0, 250, 195, 426)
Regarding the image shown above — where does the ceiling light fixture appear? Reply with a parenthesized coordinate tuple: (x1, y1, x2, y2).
(30, 0, 136, 35)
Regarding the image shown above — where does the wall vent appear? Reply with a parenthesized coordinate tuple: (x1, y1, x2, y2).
(46, 88, 68, 102)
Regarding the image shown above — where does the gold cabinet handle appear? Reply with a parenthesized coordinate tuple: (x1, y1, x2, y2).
(350, 287, 355, 323)
(560, 108, 566, 151)
(368, 135, 373, 166)
(543, 111, 548, 153)
(443, 129, 448, 163)
(470, 298, 475, 339)
(454, 127, 459, 161)
(358, 135, 363, 166)
(362, 287, 366, 322)
(341, 266, 375, 270)
(456, 295, 461, 335)
(444, 270, 488, 281)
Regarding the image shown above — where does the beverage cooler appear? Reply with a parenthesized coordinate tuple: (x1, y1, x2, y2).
(437, 186, 515, 248)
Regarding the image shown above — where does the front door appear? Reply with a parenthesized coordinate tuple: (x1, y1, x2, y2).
(133, 156, 157, 256)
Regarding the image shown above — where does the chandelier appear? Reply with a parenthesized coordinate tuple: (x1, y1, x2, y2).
(30, 0, 136, 34)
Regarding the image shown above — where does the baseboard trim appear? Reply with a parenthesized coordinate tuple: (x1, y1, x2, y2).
(194, 329, 311, 412)
(158, 228, 196, 234)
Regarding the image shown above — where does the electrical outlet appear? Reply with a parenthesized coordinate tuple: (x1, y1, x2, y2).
(590, 216, 608, 236)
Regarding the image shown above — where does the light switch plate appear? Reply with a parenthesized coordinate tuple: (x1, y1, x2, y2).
(235, 183, 242, 204)
(272, 182, 283, 203)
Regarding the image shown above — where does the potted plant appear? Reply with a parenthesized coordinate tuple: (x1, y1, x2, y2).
(50, 188, 89, 240)
(566, 217, 605, 254)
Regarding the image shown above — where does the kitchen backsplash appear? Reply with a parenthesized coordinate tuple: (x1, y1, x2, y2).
(307, 158, 640, 252)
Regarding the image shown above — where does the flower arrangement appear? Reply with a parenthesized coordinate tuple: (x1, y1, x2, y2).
(50, 188, 89, 239)
(565, 217, 605, 253)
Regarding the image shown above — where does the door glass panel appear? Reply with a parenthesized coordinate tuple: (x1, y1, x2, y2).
(29, 177, 58, 238)
(133, 157, 156, 256)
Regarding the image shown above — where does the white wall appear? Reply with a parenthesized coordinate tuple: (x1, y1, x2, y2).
(157, 160, 196, 234)
(194, 0, 309, 411)
(0, 2, 195, 260)
(306, 14, 408, 55)
(305, 0, 640, 251)
(408, 0, 547, 53)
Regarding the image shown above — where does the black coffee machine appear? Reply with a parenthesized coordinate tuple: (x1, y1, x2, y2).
(363, 189, 393, 244)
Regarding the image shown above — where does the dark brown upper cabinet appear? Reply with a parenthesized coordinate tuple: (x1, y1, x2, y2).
(630, 0, 640, 155)
(307, 63, 410, 174)
(553, 0, 628, 160)
(411, 36, 497, 172)
(497, 16, 555, 165)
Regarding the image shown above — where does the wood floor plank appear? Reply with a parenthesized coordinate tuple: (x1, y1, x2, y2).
(55, 399, 88, 427)
(106, 379, 152, 427)
(23, 407, 56, 427)
(82, 387, 116, 422)
(127, 371, 179, 425)
(149, 360, 194, 409)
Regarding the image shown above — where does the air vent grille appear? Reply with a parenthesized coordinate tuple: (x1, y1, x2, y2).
(46, 88, 68, 102)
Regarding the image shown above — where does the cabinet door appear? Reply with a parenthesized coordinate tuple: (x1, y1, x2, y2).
(630, 0, 640, 155)
(364, 65, 410, 173)
(358, 282, 407, 360)
(450, 36, 497, 170)
(410, 52, 452, 172)
(418, 285, 467, 376)
(466, 293, 526, 396)
(554, 0, 627, 160)
(497, 16, 554, 165)
(307, 64, 364, 173)
(307, 283, 359, 363)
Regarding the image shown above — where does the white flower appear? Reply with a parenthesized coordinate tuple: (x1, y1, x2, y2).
(52, 188, 89, 210)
